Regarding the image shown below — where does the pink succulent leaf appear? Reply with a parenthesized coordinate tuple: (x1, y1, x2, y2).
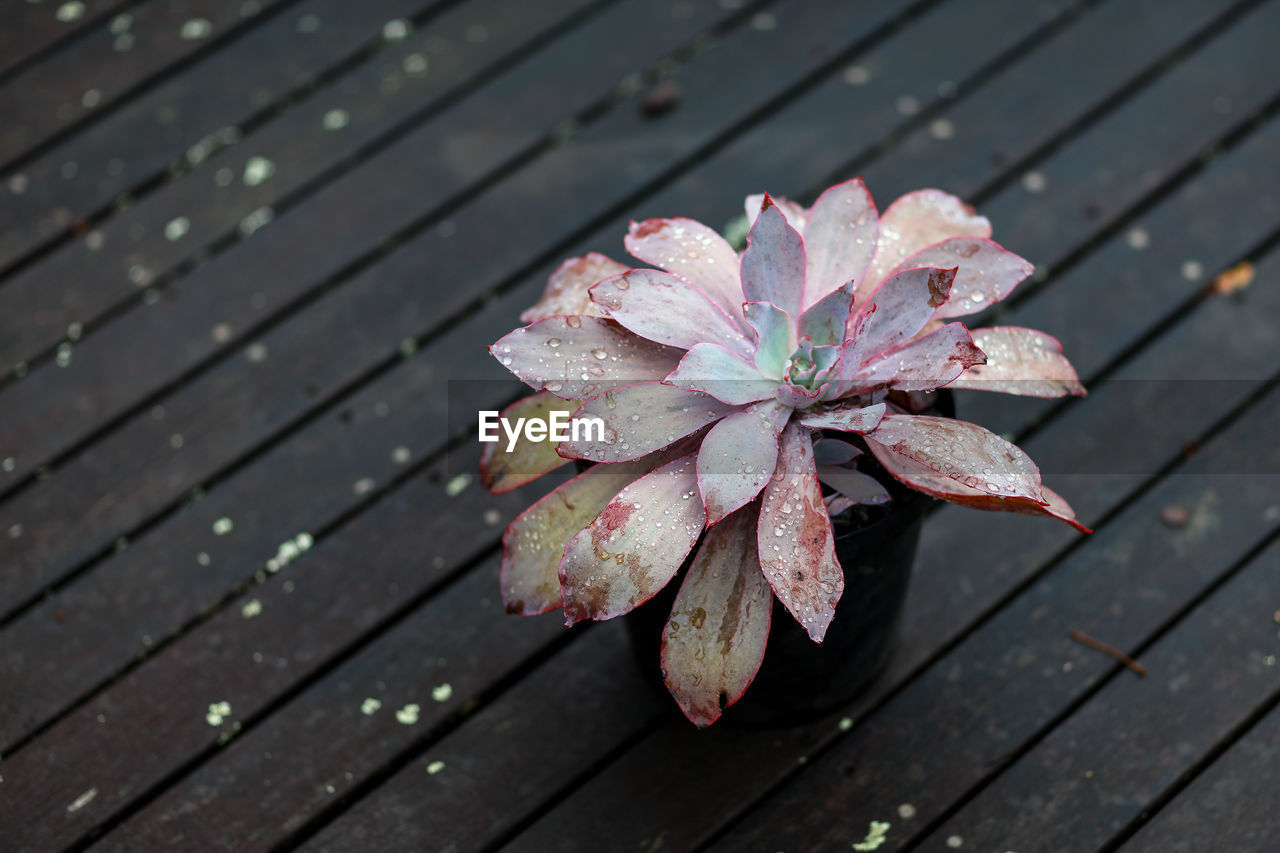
(1029, 485, 1090, 532)
(499, 446, 682, 615)
(557, 382, 733, 463)
(740, 195, 807, 321)
(745, 193, 807, 231)
(479, 392, 576, 494)
(696, 399, 791, 524)
(798, 401, 886, 433)
(665, 343, 778, 406)
(864, 443, 1088, 532)
(779, 337, 835, 388)
(798, 281, 854, 347)
(849, 266, 958, 362)
(492, 316, 685, 400)
(826, 494, 856, 516)
(590, 269, 753, 356)
(811, 438, 862, 465)
(811, 343, 842, 372)
(790, 334, 815, 365)
(842, 323, 985, 393)
(520, 253, 628, 323)
(816, 379, 850, 403)
(744, 301, 794, 379)
(815, 466, 891, 505)
(757, 421, 843, 642)
(802, 177, 878, 308)
(840, 304, 873, 359)
(894, 237, 1033, 319)
(625, 218, 748, 325)
(950, 326, 1087, 397)
(661, 504, 772, 727)
(865, 414, 1045, 502)
(559, 453, 706, 624)
(860, 189, 992, 306)
(774, 382, 823, 408)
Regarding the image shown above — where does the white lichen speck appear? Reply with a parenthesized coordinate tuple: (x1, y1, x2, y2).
(383, 19, 410, 41)
(445, 473, 472, 497)
(164, 216, 191, 241)
(322, 109, 349, 131)
(206, 701, 232, 726)
(180, 18, 213, 40)
(66, 787, 97, 813)
(56, 2, 86, 23)
(852, 820, 891, 851)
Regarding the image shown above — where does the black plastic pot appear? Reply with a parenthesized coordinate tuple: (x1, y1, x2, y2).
(624, 481, 931, 726)
(622, 391, 953, 726)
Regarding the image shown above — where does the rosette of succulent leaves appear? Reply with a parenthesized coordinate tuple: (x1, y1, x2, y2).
(483, 179, 1086, 726)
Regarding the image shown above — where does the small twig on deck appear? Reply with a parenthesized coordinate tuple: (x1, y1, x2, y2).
(1068, 629, 1147, 677)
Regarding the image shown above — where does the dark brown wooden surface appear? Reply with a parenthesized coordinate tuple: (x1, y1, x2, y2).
(0, 0, 133, 81)
(1, 0, 1277, 851)
(0, 0, 441, 278)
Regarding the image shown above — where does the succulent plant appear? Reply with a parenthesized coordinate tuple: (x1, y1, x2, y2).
(482, 179, 1086, 726)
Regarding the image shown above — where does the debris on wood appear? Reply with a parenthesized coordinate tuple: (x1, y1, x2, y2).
(641, 80, 682, 116)
(1068, 629, 1147, 676)
(1209, 261, 1254, 296)
(1160, 504, 1190, 528)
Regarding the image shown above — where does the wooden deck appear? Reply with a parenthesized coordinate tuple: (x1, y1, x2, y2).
(1, 0, 1277, 849)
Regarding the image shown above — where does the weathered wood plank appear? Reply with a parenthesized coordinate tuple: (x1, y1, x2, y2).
(0, 0, 962, 835)
(300, 635, 779, 853)
(302, 626, 663, 853)
(1119, 698, 1280, 852)
(0, 370, 520, 748)
(0, 530, 564, 851)
(0, 0, 923, 815)
(79, 560, 567, 852)
(912, 540, 1280, 851)
(0, 0, 757, 621)
(0, 0, 445, 273)
(0, 0, 290, 168)
(0, 0, 597, 376)
(0, 0, 1074, 761)
(0, 423, 576, 844)
(622, 0, 1259, 239)
(0, 0, 131, 80)
(0, 0, 1252, 784)
(0, 3, 1274, 845)
(67, 11, 1280, 850)
(0, 0, 1080, 840)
